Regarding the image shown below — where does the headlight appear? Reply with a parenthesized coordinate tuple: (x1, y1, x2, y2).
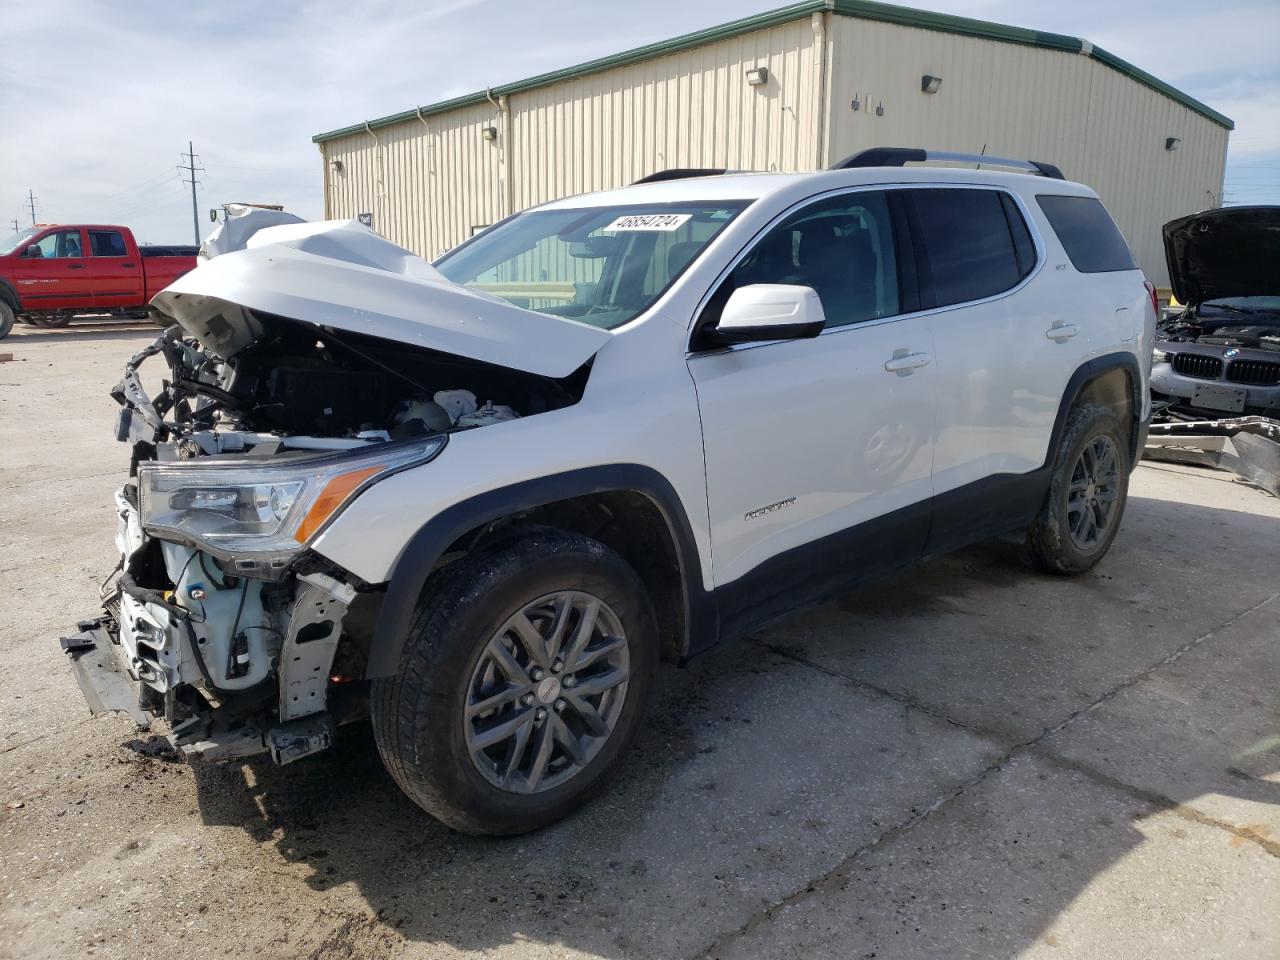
(1152, 345, 1172, 364)
(138, 436, 445, 567)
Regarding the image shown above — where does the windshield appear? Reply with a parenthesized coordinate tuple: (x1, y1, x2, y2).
(0, 227, 39, 255)
(435, 201, 750, 329)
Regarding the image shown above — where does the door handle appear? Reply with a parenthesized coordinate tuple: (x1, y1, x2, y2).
(1045, 323, 1079, 341)
(120, 262, 136, 268)
(884, 351, 932, 373)
(68, 263, 86, 269)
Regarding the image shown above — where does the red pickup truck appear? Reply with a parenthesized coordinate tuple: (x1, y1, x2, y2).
(0, 224, 197, 338)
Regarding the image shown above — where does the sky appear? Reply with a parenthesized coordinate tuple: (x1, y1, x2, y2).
(2, 0, 1276, 245)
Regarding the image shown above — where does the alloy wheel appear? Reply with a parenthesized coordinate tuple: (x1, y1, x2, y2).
(464, 591, 630, 794)
(1066, 434, 1121, 550)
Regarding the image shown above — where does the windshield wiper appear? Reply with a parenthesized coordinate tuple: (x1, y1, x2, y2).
(1202, 303, 1266, 316)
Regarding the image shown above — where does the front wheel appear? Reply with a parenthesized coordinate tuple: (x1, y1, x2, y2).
(0, 302, 13, 339)
(1023, 403, 1130, 574)
(372, 527, 658, 835)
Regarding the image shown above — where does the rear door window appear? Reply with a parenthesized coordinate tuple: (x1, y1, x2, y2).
(88, 230, 128, 257)
(909, 189, 1026, 308)
(1036, 195, 1137, 273)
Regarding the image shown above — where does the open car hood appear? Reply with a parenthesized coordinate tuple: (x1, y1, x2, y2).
(1163, 206, 1280, 306)
(150, 219, 611, 379)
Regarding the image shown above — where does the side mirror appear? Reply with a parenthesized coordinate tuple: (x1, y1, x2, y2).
(24, 244, 41, 258)
(710, 284, 825, 344)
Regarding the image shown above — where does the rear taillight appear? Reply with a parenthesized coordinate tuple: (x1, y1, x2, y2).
(1144, 279, 1158, 318)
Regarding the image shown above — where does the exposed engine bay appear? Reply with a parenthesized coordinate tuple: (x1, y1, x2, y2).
(1157, 317, 1280, 351)
(70, 313, 587, 764)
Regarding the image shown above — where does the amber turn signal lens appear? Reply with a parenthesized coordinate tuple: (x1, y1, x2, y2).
(293, 465, 384, 543)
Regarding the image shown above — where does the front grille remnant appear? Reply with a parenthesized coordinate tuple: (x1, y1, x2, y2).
(1170, 353, 1224, 380)
(1227, 359, 1280, 386)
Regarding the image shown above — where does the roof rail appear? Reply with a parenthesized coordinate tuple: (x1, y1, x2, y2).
(633, 167, 728, 184)
(830, 147, 1065, 180)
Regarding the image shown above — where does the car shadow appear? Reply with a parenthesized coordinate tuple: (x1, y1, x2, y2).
(190, 489, 1280, 958)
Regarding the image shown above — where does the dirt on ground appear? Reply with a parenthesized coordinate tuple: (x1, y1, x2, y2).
(1, 322, 1277, 960)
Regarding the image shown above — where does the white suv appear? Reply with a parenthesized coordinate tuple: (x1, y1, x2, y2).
(64, 149, 1157, 835)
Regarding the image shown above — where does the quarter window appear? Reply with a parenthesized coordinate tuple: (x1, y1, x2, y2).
(910, 189, 1026, 307)
(1036, 195, 1137, 273)
(88, 230, 127, 257)
(724, 191, 900, 328)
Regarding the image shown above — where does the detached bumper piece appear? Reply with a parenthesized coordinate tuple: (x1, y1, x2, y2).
(60, 620, 152, 730)
(1144, 415, 1280, 497)
(62, 617, 336, 766)
(176, 713, 334, 765)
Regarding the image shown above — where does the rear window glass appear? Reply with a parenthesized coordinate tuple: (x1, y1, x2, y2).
(89, 230, 127, 257)
(1036, 195, 1137, 273)
(910, 189, 1023, 307)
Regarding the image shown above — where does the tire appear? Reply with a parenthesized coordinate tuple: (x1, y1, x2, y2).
(0, 302, 13, 339)
(372, 526, 659, 835)
(1023, 402, 1130, 575)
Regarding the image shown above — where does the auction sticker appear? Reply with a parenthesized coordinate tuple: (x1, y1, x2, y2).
(601, 213, 692, 232)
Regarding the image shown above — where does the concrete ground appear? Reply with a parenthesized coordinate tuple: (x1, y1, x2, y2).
(1, 321, 1277, 960)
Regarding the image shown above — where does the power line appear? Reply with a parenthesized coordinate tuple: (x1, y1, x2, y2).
(179, 141, 205, 246)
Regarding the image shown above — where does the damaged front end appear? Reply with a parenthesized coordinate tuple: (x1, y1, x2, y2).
(62, 214, 600, 763)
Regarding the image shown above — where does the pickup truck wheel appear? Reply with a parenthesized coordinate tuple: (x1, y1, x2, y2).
(1023, 402, 1130, 574)
(0, 302, 13, 339)
(372, 527, 658, 835)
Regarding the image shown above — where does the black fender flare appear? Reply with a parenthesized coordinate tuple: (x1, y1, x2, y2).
(1044, 351, 1145, 468)
(365, 464, 712, 678)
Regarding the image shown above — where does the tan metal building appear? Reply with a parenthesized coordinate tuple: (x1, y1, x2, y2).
(313, 0, 1232, 287)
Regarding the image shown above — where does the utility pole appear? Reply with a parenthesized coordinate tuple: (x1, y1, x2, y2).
(10, 218, 20, 234)
(26, 189, 37, 225)
(178, 142, 204, 245)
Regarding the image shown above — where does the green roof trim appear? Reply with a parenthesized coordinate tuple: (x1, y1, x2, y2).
(1088, 45, 1233, 130)
(312, 0, 1231, 144)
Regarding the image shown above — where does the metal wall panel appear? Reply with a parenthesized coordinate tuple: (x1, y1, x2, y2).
(823, 16, 1228, 285)
(319, 18, 823, 259)
(321, 100, 506, 259)
(318, 12, 1226, 284)
(508, 17, 824, 210)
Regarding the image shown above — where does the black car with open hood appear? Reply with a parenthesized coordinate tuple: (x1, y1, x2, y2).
(1163, 205, 1280, 306)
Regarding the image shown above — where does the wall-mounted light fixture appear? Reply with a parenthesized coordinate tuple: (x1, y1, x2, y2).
(850, 96, 860, 111)
(481, 126, 498, 142)
(921, 75, 942, 94)
(745, 66, 769, 86)
(875, 102, 884, 117)
(329, 159, 344, 174)
(1165, 137, 1181, 151)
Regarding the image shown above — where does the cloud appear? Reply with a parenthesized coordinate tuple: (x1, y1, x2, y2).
(2, 0, 1274, 242)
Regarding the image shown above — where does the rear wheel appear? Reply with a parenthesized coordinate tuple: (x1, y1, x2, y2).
(1024, 403, 1130, 574)
(372, 527, 658, 835)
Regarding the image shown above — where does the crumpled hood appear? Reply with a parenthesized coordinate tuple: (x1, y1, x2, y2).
(1163, 205, 1280, 306)
(150, 218, 610, 379)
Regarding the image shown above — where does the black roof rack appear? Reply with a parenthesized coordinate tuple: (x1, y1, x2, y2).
(830, 147, 1065, 180)
(633, 168, 728, 184)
